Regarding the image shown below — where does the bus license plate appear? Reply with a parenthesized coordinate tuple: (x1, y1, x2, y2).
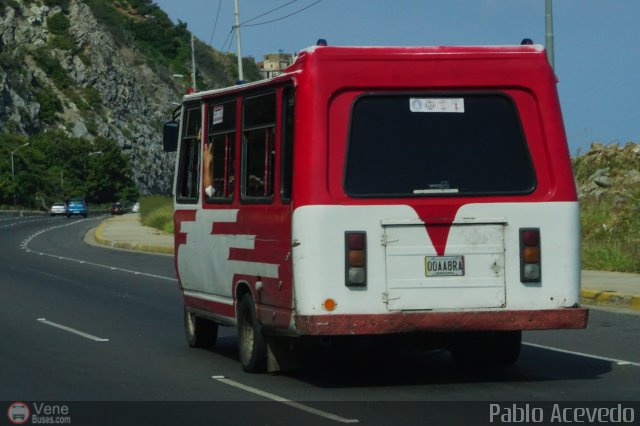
(425, 256, 465, 277)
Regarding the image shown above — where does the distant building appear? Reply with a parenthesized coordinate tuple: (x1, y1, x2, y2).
(258, 51, 294, 79)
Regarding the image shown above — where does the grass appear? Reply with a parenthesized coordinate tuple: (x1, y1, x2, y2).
(580, 194, 640, 273)
(139, 195, 173, 234)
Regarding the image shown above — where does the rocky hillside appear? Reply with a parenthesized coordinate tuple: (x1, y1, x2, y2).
(0, 0, 259, 194)
(574, 142, 640, 200)
(573, 142, 640, 272)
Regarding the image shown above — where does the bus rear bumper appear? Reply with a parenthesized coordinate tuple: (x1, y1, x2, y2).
(294, 308, 588, 336)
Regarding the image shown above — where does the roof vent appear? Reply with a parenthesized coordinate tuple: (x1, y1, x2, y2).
(520, 38, 534, 45)
(316, 38, 328, 46)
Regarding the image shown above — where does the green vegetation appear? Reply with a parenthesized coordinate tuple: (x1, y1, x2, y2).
(82, 0, 260, 86)
(47, 12, 70, 35)
(573, 143, 640, 273)
(139, 195, 173, 233)
(580, 195, 640, 272)
(33, 83, 63, 124)
(31, 47, 75, 90)
(0, 131, 139, 209)
(43, 0, 70, 12)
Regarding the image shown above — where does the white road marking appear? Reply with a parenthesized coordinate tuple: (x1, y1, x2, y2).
(524, 342, 640, 367)
(212, 376, 359, 424)
(20, 219, 177, 282)
(37, 318, 109, 342)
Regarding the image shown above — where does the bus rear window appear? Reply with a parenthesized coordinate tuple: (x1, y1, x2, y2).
(344, 94, 536, 197)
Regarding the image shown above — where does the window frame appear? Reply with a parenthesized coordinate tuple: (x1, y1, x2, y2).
(280, 86, 295, 203)
(343, 91, 537, 198)
(240, 91, 278, 204)
(175, 102, 203, 204)
(205, 98, 237, 204)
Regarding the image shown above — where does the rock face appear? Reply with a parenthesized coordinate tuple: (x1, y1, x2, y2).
(574, 142, 640, 201)
(0, 0, 250, 194)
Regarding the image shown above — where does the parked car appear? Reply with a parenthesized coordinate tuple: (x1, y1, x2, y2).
(66, 198, 88, 218)
(131, 202, 140, 213)
(110, 202, 126, 215)
(50, 202, 67, 216)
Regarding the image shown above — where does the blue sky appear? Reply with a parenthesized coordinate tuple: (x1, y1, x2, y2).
(153, 0, 640, 155)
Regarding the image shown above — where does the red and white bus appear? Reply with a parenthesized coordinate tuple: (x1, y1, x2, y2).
(164, 41, 588, 373)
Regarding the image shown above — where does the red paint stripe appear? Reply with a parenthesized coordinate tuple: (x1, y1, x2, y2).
(412, 204, 462, 256)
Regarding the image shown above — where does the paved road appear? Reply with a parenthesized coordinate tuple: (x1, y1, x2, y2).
(1, 213, 639, 425)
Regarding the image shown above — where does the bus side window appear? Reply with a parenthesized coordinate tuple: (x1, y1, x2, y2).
(281, 87, 294, 202)
(206, 100, 236, 202)
(176, 105, 202, 203)
(242, 92, 276, 201)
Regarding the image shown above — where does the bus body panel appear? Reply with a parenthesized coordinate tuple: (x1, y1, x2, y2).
(171, 45, 586, 341)
(291, 202, 580, 317)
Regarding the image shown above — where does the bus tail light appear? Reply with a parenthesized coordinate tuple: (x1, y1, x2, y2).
(345, 231, 367, 287)
(520, 228, 541, 282)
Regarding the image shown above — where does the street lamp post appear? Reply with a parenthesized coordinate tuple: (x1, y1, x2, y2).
(10, 142, 30, 207)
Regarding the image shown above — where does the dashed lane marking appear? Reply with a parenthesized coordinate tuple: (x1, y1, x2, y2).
(212, 376, 359, 424)
(20, 219, 177, 283)
(37, 318, 109, 342)
(524, 342, 640, 367)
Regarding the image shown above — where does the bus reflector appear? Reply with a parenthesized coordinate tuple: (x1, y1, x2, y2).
(323, 299, 337, 311)
(345, 231, 367, 287)
(520, 228, 541, 282)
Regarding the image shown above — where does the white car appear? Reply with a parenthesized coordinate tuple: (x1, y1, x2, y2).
(50, 202, 67, 216)
(131, 202, 140, 213)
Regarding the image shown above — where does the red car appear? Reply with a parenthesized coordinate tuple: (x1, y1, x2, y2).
(110, 202, 126, 215)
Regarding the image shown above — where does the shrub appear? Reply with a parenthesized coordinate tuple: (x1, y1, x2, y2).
(139, 195, 173, 233)
(34, 84, 63, 124)
(43, 0, 70, 12)
(31, 47, 74, 90)
(47, 12, 70, 35)
(50, 34, 76, 51)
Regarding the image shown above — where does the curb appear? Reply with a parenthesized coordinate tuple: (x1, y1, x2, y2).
(580, 289, 640, 311)
(93, 218, 174, 255)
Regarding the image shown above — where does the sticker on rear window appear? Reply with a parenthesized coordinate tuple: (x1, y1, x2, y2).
(410, 98, 464, 113)
(212, 105, 224, 125)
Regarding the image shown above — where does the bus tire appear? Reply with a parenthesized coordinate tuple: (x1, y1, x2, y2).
(237, 295, 267, 373)
(450, 330, 521, 367)
(184, 307, 218, 349)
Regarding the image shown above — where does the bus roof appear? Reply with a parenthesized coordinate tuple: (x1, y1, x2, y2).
(182, 43, 549, 102)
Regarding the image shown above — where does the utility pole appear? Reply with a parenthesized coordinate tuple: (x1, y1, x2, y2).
(191, 34, 197, 91)
(545, 0, 555, 69)
(234, 0, 244, 81)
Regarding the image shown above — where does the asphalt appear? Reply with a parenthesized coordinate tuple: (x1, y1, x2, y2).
(88, 214, 640, 311)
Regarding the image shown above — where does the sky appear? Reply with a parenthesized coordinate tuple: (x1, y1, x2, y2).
(153, 0, 640, 156)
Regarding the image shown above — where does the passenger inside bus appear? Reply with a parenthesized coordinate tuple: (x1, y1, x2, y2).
(203, 141, 215, 197)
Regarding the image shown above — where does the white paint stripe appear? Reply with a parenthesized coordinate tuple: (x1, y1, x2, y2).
(212, 376, 359, 424)
(20, 219, 177, 283)
(37, 318, 109, 342)
(184, 290, 234, 306)
(524, 342, 640, 367)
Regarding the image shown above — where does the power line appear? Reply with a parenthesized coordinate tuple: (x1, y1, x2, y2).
(241, 0, 323, 28)
(208, 0, 223, 46)
(220, 27, 234, 52)
(240, 0, 299, 26)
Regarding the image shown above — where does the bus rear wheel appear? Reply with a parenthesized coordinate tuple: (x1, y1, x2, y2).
(184, 307, 218, 349)
(237, 295, 267, 373)
(450, 330, 522, 367)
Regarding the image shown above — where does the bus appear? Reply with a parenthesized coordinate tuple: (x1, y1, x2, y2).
(163, 41, 588, 373)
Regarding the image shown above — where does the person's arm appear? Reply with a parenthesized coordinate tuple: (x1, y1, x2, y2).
(203, 142, 215, 197)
